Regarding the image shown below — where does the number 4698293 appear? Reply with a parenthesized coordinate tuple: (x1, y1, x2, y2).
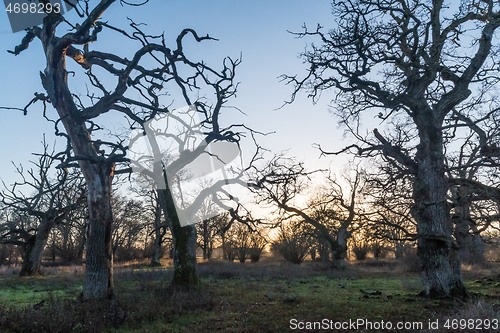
(5, 2, 61, 14)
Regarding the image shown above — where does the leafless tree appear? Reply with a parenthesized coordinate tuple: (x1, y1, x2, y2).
(111, 195, 149, 262)
(233, 223, 254, 263)
(211, 212, 237, 261)
(197, 215, 219, 260)
(9, 0, 260, 297)
(0, 140, 86, 276)
(362, 159, 417, 258)
(125, 43, 257, 286)
(248, 156, 368, 268)
(53, 170, 89, 264)
(284, 0, 500, 298)
(210, 210, 260, 262)
(128, 185, 168, 267)
(445, 114, 500, 263)
(272, 219, 312, 264)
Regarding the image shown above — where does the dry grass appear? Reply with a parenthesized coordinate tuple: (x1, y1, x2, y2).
(0, 258, 499, 332)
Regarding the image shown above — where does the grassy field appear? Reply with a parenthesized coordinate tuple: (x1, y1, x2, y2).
(0, 259, 499, 332)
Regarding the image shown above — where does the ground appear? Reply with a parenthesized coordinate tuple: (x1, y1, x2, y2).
(0, 258, 499, 332)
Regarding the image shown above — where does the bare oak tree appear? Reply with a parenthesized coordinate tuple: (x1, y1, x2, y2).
(285, 0, 500, 298)
(10, 0, 258, 297)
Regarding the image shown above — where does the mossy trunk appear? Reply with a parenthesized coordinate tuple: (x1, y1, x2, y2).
(171, 223, 199, 286)
(158, 186, 199, 288)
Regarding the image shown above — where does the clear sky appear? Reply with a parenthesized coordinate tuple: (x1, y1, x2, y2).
(0, 0, 354, 195)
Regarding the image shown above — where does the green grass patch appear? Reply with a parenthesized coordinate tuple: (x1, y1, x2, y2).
(0, 260, 499, 332)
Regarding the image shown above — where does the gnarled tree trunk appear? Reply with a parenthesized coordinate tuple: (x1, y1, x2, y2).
(413, 129, 467, 298)
(39, 21, 116, 300)
(171, 223, 199, 286)
(20, 219, 54, 276)
(82, 166, 114, 299)
(20, 236, 36, 276)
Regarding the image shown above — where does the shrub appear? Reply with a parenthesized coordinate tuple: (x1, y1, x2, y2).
(249, 247, 264, 262)
(249, 232, 268, 263)
(352, 243, 370, 261)
(272, 221, 311, 264)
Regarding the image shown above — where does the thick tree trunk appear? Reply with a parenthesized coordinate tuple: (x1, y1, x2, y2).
(413, 130, 467, 298)
(40, 21, 117, 300)
(82, 168, 114, 300)
(171, 223, 199, 286)
(158, 186, 199, 288)
(20, 219, 54, 276)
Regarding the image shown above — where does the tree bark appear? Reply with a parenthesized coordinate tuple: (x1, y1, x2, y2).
(20, 236, 36, 276)
(331, 227, 349, 269)
(82, 167, 114, 300)
(39, 26, 116, 299)
(20, 219, 54, 276)
(413, 128, 467, 298)
(158, 186, 199, 288)
(171, 223, 198, 286)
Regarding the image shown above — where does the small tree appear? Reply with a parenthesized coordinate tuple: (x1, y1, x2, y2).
(249, 156, 368, 268)
(111, 195, 149, 262)
(222, 240, 238, 262)
(212, 212, 237, 261)
(196, 201, 222, 260)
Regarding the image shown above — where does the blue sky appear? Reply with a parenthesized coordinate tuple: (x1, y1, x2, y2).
(0, 0, 353, 192)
